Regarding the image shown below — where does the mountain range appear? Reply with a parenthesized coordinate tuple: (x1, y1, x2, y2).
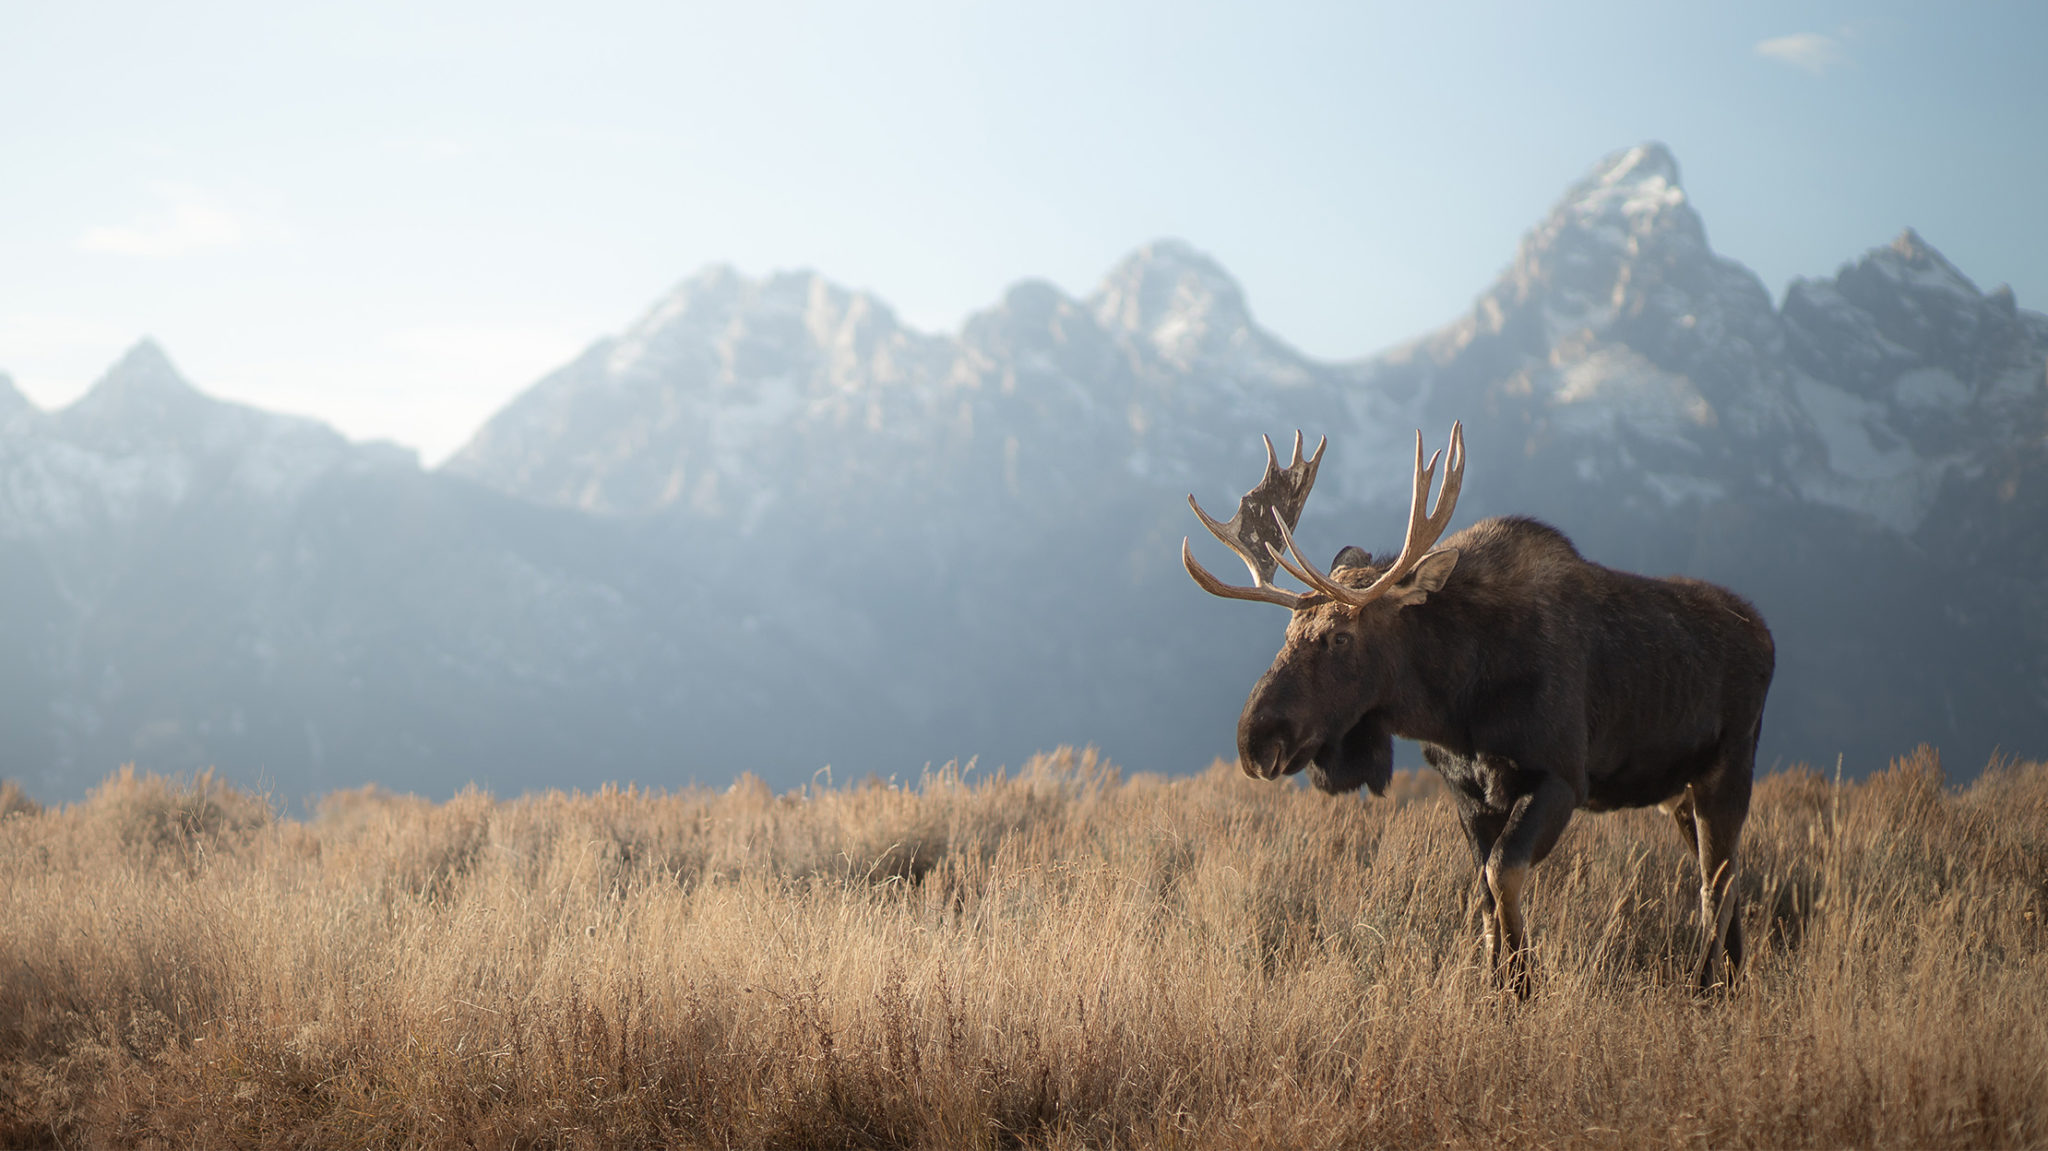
(4, 142, 2043, 800)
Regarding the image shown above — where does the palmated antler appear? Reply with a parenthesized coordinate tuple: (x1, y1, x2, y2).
(1269, 421, 1464, 609)
(1182, 431, 1326, 609)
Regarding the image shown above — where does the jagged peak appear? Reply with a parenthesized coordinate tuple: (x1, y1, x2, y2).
(1481, 142, 1726, 322)
(1550, 141, 1694, 232)
(603, 262, 919, 381)
(1594, 141, 1681, 189)
(101, 337, 192, 388)
(1890, 227, 1938, 262)
(1000, 277, 1073, 313)
(1103, 237, 1236, 280)
(1093, 239, 1242, 305)
(632, 263, 902, 334)
(627, 263, 749, 332)
(972, 277, 1079, 331)
(1875, 228, 1982, 297)
(1089, 239, 1253, 352)
(0, 371, 27, 418)
(65, 338, 207, 420)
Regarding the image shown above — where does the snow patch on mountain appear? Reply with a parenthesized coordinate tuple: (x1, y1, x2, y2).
(1, 441, 193, 536)
(1790, 374, 1959, 532)
(1894, 367, 1972, 410)
(1549, 344, 1716, 440)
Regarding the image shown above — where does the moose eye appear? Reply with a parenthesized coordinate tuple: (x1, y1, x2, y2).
(1329, 632, 1352, 648)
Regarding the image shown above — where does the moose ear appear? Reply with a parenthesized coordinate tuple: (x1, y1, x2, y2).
(1388, 547, 1459, 607)
(1330, 545, 1371, 570)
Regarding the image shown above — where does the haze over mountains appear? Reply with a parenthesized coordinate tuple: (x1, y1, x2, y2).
(4, 143, 2043, 801)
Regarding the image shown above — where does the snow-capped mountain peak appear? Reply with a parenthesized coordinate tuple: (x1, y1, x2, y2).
(446, 261, 970, 515)
(1492, 142, 1729, 332)
(1809, 228, 2038, 387)
(1088, 239, 1264, 368)
(1562, 141, 1690, 229)
(1778, 226, 2048, 530)
(600, 264, 933, 392)
(1411, 143, 1796, 507)
(60, 339, 208, 428)
(1879, 228, 1981, 296)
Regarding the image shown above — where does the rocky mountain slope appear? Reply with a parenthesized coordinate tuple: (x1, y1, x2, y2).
(4, 144, 2042, 799)
(0, 345, 790, 797)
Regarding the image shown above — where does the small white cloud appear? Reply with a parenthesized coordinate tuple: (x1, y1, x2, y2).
(1754, 32, 1847, 75)
(78, 184, 249, 258)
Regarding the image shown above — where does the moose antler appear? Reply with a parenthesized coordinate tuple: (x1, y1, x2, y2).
(1182, 431, 1326, 609)
(1268, 421, 1464, 609)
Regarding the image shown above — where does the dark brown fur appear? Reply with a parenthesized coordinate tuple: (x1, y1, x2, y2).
(1236, 515, 1775, 991)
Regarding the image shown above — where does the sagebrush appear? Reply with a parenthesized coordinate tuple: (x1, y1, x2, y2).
(3, 746, 2045, 1148)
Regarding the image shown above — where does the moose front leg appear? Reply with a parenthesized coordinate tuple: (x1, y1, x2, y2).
(1449, 790, 1508, 971)
(1483, 775, 1578, 996)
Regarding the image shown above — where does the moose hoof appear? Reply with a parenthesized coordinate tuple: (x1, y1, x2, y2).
(1482, 940, 1534, 998)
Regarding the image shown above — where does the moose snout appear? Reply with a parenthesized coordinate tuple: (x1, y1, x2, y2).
(1237, 706, 1316, 780)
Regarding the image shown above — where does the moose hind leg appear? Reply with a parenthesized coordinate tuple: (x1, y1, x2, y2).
(1688, 770, 1751, 989)
(1660, 788, 1699, 857)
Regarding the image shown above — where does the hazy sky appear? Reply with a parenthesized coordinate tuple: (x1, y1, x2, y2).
(4, 1, 2043, 463)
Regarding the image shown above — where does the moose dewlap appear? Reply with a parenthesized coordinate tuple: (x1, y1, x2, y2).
(1185, 425, 1775, 992)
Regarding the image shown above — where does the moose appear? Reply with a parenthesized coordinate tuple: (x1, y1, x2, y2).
(1183, 425, 1775, 992)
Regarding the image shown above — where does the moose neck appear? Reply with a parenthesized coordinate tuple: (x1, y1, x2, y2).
(1363, 594, 1486, 756)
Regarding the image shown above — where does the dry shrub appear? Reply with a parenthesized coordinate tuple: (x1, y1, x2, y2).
(81, 765, 272, 870)
(2, 746, 2046, 1149)
(0, 780, 38, 820)
(317, 782, 495, 902)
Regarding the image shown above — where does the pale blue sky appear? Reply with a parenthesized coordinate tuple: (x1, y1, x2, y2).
(3, 1, 2043, 463)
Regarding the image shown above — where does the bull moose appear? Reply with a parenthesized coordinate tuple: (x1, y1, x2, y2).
(1183, 425, 1775, 992)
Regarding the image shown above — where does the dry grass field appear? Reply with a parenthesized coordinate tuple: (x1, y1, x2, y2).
(3, 746, 2046, 1149)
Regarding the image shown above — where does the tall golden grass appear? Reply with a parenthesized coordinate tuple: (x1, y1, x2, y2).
(2, 747, 2045, 1149)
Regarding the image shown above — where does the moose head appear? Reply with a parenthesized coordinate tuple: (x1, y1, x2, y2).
(1184, 424, 1465, 796)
